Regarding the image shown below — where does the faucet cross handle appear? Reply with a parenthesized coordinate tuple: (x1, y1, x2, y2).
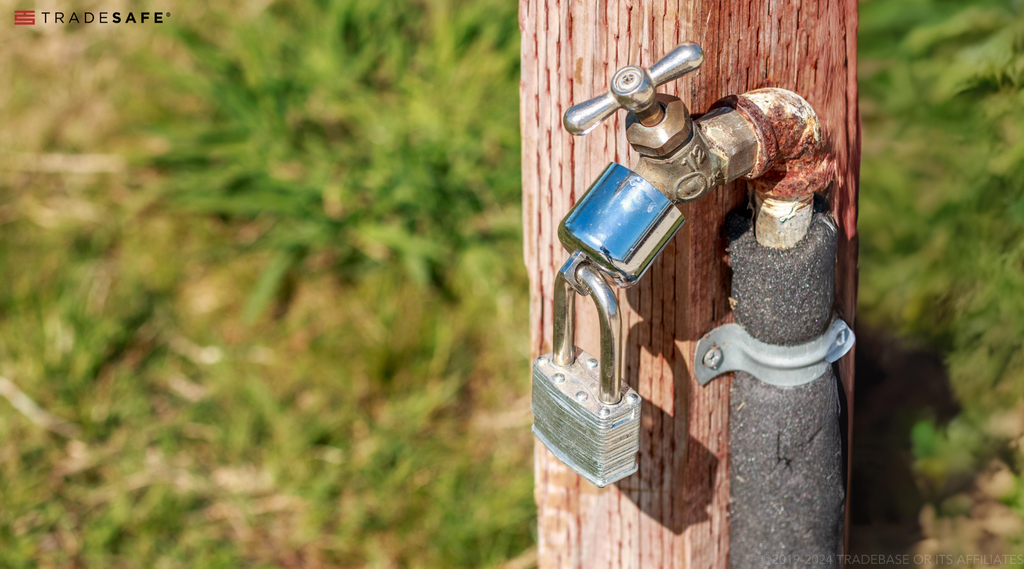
(563, 42, 704, 136)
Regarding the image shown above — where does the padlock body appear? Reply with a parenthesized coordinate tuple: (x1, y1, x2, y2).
(558, 163, 684, 287)
(531, 350, 641, 487)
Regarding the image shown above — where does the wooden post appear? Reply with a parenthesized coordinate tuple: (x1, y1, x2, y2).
(520, 1, 859, 567)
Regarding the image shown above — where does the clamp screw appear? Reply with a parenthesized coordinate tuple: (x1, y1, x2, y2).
(702, 347, 723, 370)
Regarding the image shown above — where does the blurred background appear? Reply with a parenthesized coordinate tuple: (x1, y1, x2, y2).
(0, 0, 1022, 567)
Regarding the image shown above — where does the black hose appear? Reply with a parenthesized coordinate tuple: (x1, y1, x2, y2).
(726, 201, 846, 569)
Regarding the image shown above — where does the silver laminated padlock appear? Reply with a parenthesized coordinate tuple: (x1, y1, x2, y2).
(531, 260, 641, 487)
(559, 163, 684, 288)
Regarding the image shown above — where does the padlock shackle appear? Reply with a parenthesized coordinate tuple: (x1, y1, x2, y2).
(553, 271, 577, 367)
(552, 262, 622, 405)
(580, 265, 622, 404)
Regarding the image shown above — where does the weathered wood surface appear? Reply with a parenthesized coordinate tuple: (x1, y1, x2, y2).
(520, 1, 859, 567)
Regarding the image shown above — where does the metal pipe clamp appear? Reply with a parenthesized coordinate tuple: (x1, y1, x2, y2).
(694, 317, 855, 387)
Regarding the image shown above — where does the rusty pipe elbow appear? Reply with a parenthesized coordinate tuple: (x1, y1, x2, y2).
(629, 87, 830, 248)
(712, 88, 829, 199)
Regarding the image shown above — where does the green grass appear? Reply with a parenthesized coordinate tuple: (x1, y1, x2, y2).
(859, 0, 1024, 546)
(150, 0, 522, 307)
(0, 204, 533, 567)
(860, 0, 1024, 412)
(0, 0, 532, 567)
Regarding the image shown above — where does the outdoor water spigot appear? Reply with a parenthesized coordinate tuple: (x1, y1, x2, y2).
(533, 42, 832, 487)
(563, 43, 704, 135)
(555, 44, 706, 290)
(530, 46, 708, 487)
(558, 42, 829, 276)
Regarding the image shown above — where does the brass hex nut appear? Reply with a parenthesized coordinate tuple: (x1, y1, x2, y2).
(626, 94, 693, 157)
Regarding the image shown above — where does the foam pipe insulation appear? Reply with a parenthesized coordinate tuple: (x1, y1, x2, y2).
(725, 200, 845, 569)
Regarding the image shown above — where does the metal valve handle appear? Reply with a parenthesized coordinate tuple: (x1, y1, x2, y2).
(562, 42, 704, 136)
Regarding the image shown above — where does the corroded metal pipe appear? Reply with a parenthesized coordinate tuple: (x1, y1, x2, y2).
(714, 89, 828, 248)
(714, 88, 828, 200)
(752, 191, 815, 249)
(631, 87, 828, 249)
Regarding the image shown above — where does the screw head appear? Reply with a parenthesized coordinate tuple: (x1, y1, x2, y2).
(614, 68, 642, 90)
(702, 347, 723, 370)
(610, 66, 656, 110)
(552, 373, 565, 384)
(537, 356, 549, 365)
(575, 391, 589, 403)
(598, 407, 611, 418)
(586, 357, 599, 369)
(625, 393, 640, 405)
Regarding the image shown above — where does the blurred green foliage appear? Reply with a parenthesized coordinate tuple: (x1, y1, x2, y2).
(151, 0, 522, 316)
(860, 0, 1024, 532)
(0, 0, 531, 567)
(860, 0, 1024, 411)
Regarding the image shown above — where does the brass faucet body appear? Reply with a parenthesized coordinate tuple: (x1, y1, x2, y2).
(628, 88, 828, 248)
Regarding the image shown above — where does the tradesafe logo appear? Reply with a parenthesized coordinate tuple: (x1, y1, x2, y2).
(14, 10, 170, 25)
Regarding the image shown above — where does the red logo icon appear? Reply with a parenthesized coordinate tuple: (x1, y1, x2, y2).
(14, 10, 35, 25)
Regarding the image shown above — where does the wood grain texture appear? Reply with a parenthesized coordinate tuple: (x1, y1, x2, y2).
(520, 1, 859, 566)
